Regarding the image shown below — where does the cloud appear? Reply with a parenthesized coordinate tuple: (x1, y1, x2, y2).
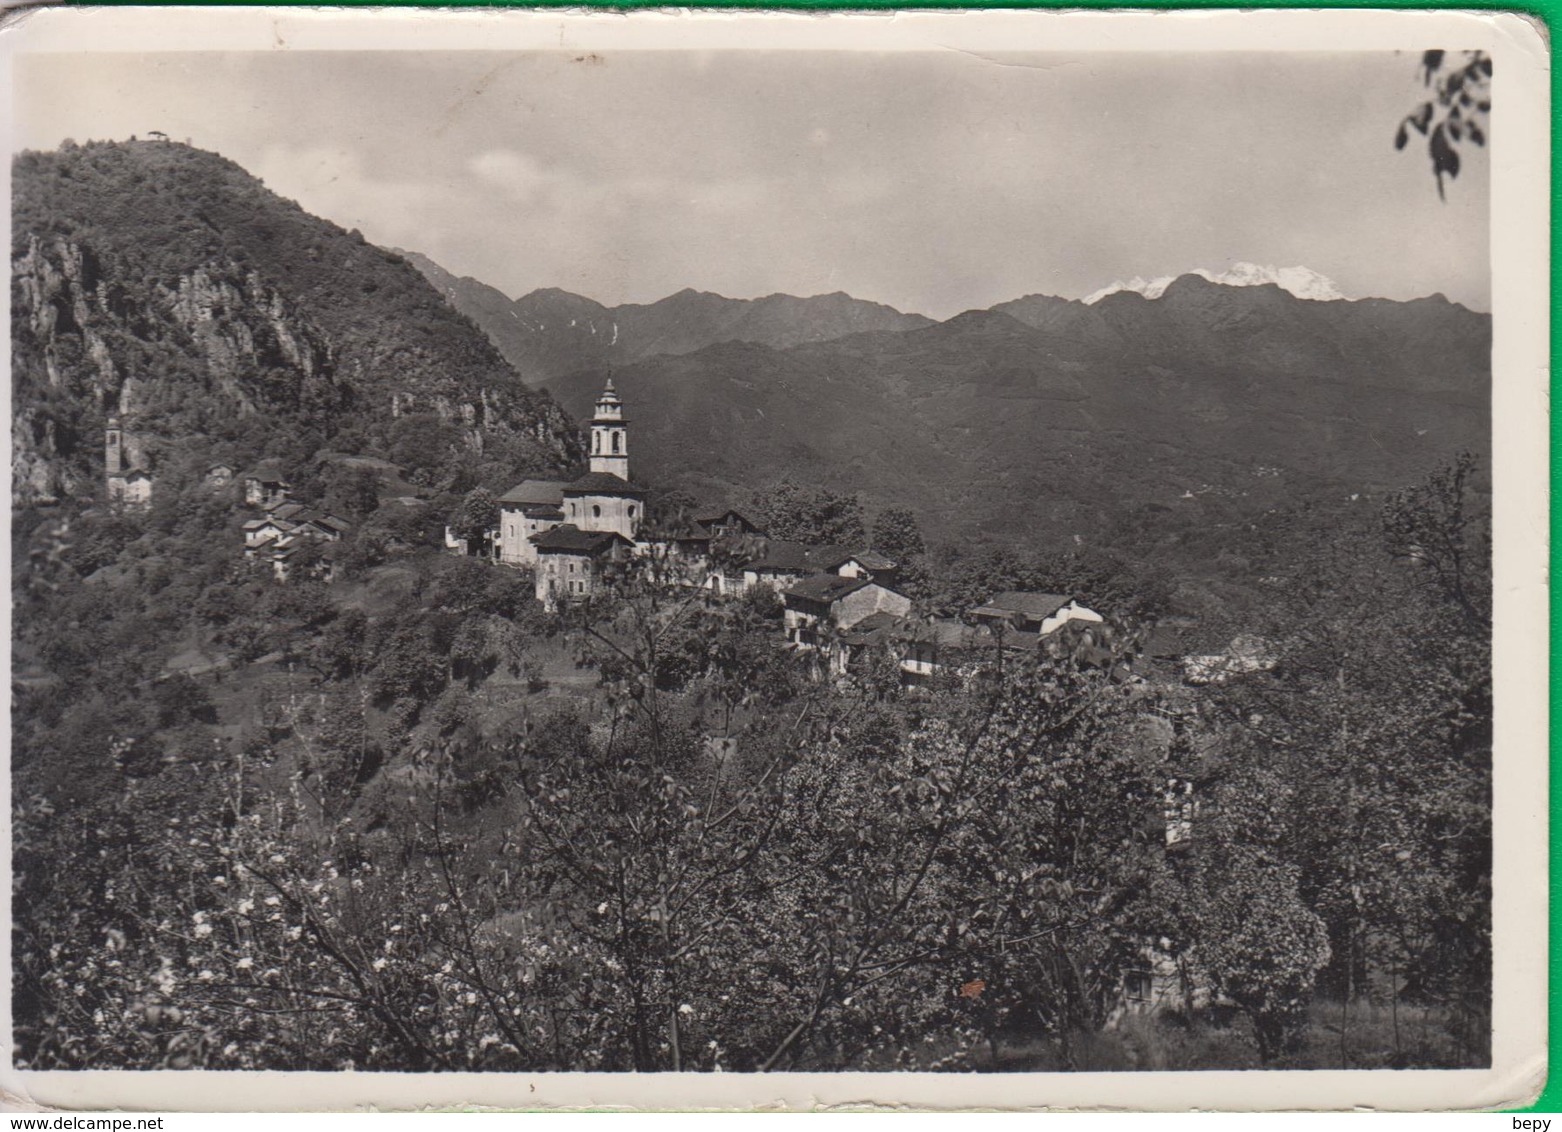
(466, 149, 550, 201)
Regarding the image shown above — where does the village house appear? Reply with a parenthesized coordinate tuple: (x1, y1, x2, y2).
(971, 591, 1104, 637)
(205, 462, 236, 489)
(816, 548, 899, 586)
(104, 418, 154, 509)
(243, 501, 351, 581)
(634, 523, 731, 590)
(694, 508, 766, 541)
(633, 508, 769, 594)
(739, 541, 896, 595)
(782, 573, 913, 673)
(532, 525, 635, 608)
(742, 540, 817, 593)
(241, 460, 291, 510)
(889, 617, 987, 683)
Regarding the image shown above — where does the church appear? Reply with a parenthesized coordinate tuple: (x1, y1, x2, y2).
(104, 417, 154, 509)
(499, 378, 648, 609)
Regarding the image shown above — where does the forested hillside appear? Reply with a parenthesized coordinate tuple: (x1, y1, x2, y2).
(12, 141, 583, 504)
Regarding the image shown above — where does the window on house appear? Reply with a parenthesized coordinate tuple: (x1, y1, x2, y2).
(628, 505, 636, 519)
(1125, 971, 1153, 1004)
(593, 505, 601, 518)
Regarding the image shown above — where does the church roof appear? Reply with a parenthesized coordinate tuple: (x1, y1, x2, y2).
(499, 479, 568, 506)
(564, 472, 649, 497)
(530, 524, 632, 554)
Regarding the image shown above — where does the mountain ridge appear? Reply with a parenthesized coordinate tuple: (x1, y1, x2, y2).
(541, 275, 1489, 548)
(1083, 262, 1351, 305)
(397, 248, 936, 384)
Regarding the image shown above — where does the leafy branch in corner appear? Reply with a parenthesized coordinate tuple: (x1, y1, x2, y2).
(1395, 50, 1491, 200)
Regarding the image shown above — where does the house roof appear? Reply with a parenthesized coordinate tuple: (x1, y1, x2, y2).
(310, 515, 352, 533)
(694, 508, 763, 531)
(897, 617, 984, 649)
(641, 515, 713, 541)
(530, 524, 632, 554)
(838, 610, 905, 645)
(564, 471, 648, 497)
(816, 548, 896, 572)
(971, 591, 1073, 622)
(785, 573, 874, 605)
(499, 479, 568, 507)
(748, 540, 816, 573)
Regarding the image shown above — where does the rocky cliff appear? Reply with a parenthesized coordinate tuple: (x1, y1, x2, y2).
(12, 140, 582, 503)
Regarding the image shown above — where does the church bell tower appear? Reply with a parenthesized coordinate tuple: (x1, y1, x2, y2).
(588, 377, 629, 480)
(105, 416, 125, 478)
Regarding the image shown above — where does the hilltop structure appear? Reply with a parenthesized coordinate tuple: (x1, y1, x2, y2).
(104, 417, 153, 509)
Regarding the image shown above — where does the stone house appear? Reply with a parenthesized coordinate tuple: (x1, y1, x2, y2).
(532, 525, 635, 609)
(241, 460, 291, 510)
(782, 574, 913, 672)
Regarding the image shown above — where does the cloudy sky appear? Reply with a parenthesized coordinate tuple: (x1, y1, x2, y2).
(14, 48, 1490, 318)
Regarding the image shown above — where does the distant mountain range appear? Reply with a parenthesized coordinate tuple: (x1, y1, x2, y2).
(1082, 263, 1350, 305)
(397, 249, 933, 384)
(533, 274, 1489, 546)
(394, 246, 1488, 547)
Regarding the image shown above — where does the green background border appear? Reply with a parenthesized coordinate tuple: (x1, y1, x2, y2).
(61, 0, 1560, 1112)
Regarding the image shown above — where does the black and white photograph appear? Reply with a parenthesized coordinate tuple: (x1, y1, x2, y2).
(4, 8, 1547, 1113)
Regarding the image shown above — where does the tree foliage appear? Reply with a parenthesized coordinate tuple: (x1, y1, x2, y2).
(1395, 50, 1491, 199)
(752, 479, 867, 547)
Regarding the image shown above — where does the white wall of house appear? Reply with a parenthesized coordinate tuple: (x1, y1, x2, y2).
(1037, 600, 1104, 636)
(835, 584, 912, 630)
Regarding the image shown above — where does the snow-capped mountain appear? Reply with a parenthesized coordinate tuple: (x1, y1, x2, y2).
(1084, 263, 1349, 305)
